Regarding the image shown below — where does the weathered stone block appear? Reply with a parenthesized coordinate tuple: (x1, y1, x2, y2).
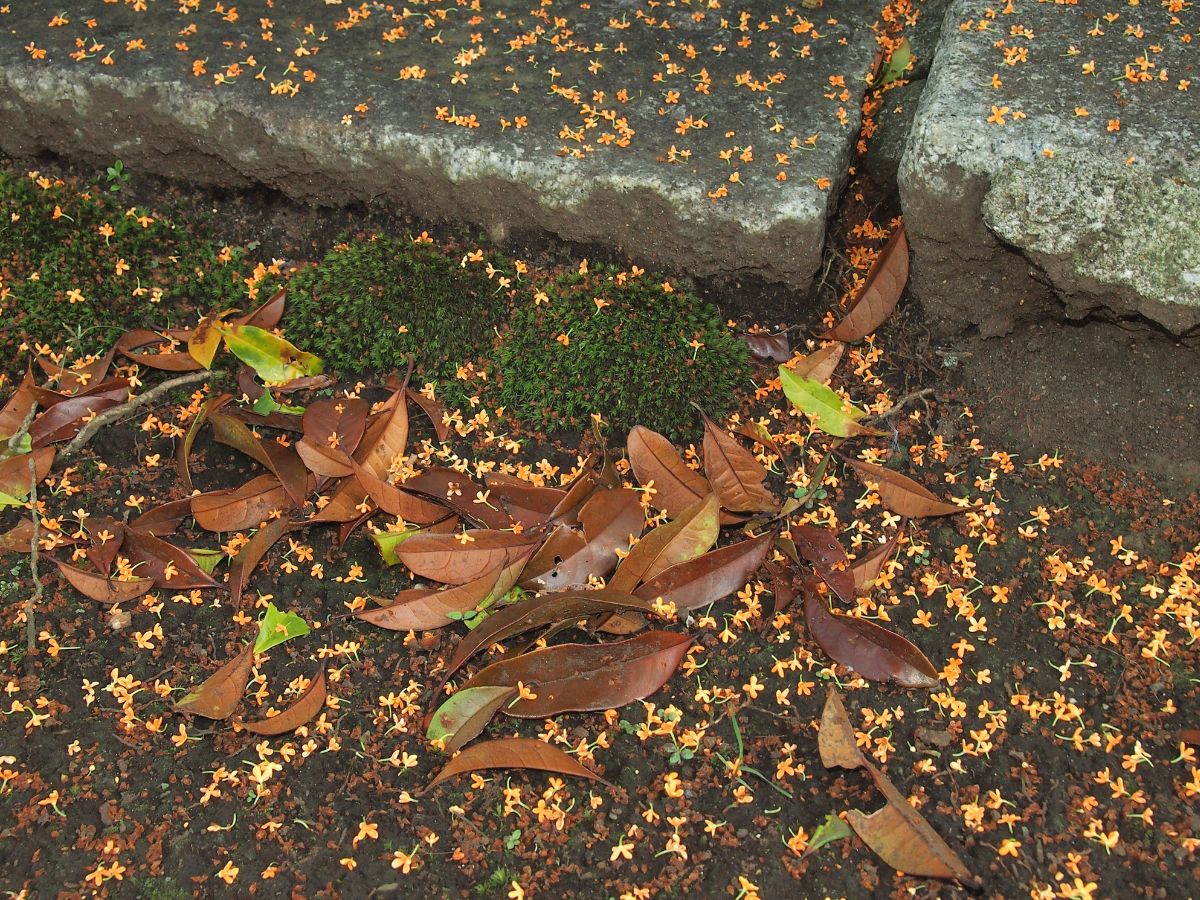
(900, 0, 1200, 338)
(0, 0, 879, 297)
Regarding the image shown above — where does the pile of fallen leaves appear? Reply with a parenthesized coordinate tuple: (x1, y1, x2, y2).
(1, 220, 988, 884)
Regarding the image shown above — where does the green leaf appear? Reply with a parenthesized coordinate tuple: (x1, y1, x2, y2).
(880, 38, 912, 87)
(426, 685, 516, 752)
(187, 548, 226, 575)
(807, 812, 853, 855)
(370, 527, 422, 566)
(251, 391, 305, 416)
(779, 367, 879, 438)
(220, 325, 323, 384)
(0, 489, 25, 510)
(254, 602, 311, 654)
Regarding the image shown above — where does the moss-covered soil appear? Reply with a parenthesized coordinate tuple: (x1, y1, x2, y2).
(1, 153, 1199, 900)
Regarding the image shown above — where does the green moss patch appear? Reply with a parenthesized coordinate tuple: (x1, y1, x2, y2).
(492, 266, 752, 438)
(0, 166, 257, 381)
(280, 236, 511, 405)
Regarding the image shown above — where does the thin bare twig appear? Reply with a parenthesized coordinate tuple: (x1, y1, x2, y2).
(59, 370, 210, 460)
(25, 454, 40, 663)
(3, 402, 42, 665)
(4, 403, 37, 456)
(864, 387, 936, 423)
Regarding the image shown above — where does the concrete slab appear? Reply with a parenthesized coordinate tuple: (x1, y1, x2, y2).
(0, 1, 879, 295)
(899, 0, 1200, 339)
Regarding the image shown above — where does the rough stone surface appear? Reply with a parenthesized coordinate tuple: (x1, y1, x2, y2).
(862, 79, 923, 194)
(984, 152, 1200, 334)
(0, 1, 879, 294)
(903, 0, 952, 80)
(900, 0, 1200, 338)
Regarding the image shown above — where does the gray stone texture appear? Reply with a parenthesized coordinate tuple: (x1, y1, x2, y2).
(863, 79, 923, 194)
(900, 0, 1200, 338)
(863, 0, 948, 201)
(0, 0, 880, 294)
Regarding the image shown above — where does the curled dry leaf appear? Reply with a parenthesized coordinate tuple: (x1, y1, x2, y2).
(372, 517, 458, 565)
(405, 387, 451, 442)
(38, 349, 117, 396)
(401, 467, 516, 531)
(29, 376, 130, 410)
(819, 690, 976, 885)
(842, 458, 966, 518)
(177, 394, 232, 493)
(428, 737, 609, 790)
(764, 559, 800, 618)
(846, 796, 978, 887)
(123, 531, 221, 591)
(0, 374, 36, 441)
(734, 421, 789, 467)
(519, 525, 586, 588)
(426, 685, 517, 753)
(115, 329, 204, 372)
(626, 425, 710, 516)
(818, 686, 868, 770)
(208, 411, 310, 508)
(463, 630, 692, 718)
(234, 286, 287, 330)
(229, 516, 294, 601)
(824, 226, 909, 342)
(521, 487, 645, 591)
(609, 494, 720, 593)
(350, 461, 450, 524)
(739, 331, 791, 363)
(355, 553, 528, 632)
(191, 475, 292, 533)
(546, 469, 597, 526)
(0, 519, 35, 555)
(440, 588, 655, 686)
(790, 524, 857, 605)
(241, 669, 327, 736)
(851, 522, 906, 593)
(579, 486, 645, 564)
(397, 529, 541, 585)
(78, 517, 125, 570)
(296, 397, 369, 477)
(484, 476, 567, 529)
(127, 498, 194, 537)
(788, 342, 845, 384)
(175, 643, 255, 720)
(354, 384, 409, 479)
(29, 392, 123, 447)
(700, 412, 778, 514)
(634, 531, 774, 611)
(0, 447, 55, 501)
(50, 557, 153, 605)
(227, 405, 304, 432)
(803, 582, 939, 688)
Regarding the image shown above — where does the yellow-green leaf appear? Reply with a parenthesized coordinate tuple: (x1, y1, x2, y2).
(371, 527, 422, 566)
(220, 325, 323, 384)
(254, 602, 311, 654)
(187, 548, 226, 575)
(779, 367, 880, 438)
(880, 38, 912, 86)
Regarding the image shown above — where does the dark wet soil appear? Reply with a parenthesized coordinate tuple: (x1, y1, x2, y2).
(2, 154, 1199, 900)
(950, 320, 1200, 494)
